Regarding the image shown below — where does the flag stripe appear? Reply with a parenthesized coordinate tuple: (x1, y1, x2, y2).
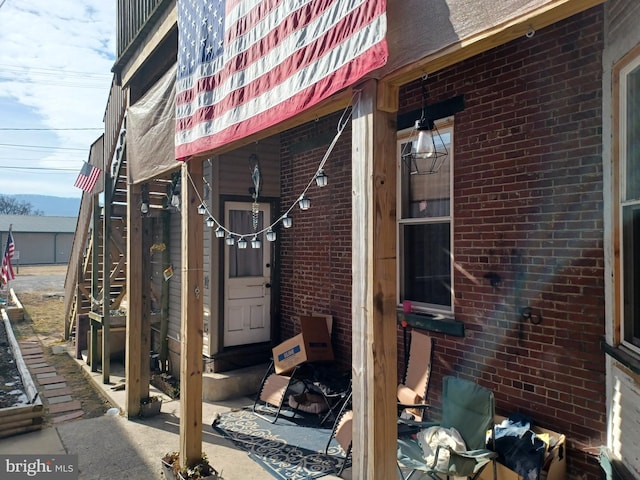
(176, 0, 381, 115)
(176, 0, 387, 159)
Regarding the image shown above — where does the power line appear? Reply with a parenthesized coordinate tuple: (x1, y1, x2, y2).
(0, 166, 78, 172)
(0, 127, 102, 131)
(0, 143, 87, 151)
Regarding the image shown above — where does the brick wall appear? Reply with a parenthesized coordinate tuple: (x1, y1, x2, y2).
(279, 113, 353, 369)
(398, 6, 605, 479)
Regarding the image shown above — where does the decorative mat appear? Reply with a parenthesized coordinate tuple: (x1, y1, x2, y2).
(212, 408, 349, 479)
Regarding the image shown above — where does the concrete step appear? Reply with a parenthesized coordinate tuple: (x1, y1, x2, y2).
(203, 363, 268, 401)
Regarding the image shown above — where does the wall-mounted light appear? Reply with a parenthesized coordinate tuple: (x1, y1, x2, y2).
(298, 195, 311, 210)
(315, 169, 328, 187)
(198, 203, 207, 215)
(266, 229, 277, 241)
(282, 215, 293, 228)
(251, 236, 261, 249)
(401, 76, 448, 175)
(170, 172, 181, 208)
(205, 216, 215, 228)
(141, 184, 150, 215)
(215, 226, 225, 238)
(237, 237, 248, 249)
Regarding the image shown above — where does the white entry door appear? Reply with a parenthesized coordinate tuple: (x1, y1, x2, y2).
(224, 201, 272, 347)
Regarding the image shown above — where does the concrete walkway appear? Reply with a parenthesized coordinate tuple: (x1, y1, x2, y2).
(0, 347, 350, 480)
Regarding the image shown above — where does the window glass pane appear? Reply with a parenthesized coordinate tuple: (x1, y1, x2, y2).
(623, 204, 640, 347)
(400, 131, 451, 219)
(228, 209, 263, 278)
(402, 222, 451, 307)
(626, 65, 640, 199)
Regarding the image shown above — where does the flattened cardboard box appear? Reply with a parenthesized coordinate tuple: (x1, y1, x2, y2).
(479, 415, 566, 480)
(273, 316, 334, 374)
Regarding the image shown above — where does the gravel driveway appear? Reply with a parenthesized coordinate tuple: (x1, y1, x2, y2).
(3, 265, 66, 296)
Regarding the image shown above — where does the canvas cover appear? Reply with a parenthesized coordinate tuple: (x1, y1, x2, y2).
(127, 64, 178, 184)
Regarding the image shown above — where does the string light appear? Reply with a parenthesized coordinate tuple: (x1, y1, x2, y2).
(184, 92, 358, 248)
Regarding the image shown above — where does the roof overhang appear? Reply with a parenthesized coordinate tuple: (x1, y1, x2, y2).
(377, 0, 606, 112)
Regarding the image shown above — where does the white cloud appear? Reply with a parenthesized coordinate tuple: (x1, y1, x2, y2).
(0, 0, 116, 198)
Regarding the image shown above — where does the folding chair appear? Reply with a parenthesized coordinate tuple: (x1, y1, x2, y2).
(324, 390, 352, 477)
(252, 360, 305, 423)
(397, 330, 433, 421)
(397, 376, 498, 480)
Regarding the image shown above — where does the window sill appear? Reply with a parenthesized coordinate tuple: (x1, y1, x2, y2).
(601, 341, 640, 375)
(397, 311, 464, 337)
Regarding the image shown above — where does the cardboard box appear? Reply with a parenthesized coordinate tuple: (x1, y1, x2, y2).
(479, 416, 566, 480)
(272, 316, 334, 374)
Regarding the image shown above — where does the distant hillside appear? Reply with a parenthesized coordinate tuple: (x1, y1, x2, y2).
(12, 194, 80, 217)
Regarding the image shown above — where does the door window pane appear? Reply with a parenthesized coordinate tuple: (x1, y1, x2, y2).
(228, 209, 263, 278)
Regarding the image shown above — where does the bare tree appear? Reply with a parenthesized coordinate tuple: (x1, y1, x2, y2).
(0, 195, 43, 215)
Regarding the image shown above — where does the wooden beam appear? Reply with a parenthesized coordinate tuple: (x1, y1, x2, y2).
(379, 0, 606, 111)
(180, 160, 204, 468)
(89, 197, 100, 372)
(102, 170, 112, 383)
(351, 79, 398, 479)
(125, 182, 143, 417)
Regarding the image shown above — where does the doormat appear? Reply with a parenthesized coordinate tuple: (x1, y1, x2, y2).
(211, 408, 349, 479)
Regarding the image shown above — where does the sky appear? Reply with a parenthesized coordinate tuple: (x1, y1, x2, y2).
(0, 0, 116, 199)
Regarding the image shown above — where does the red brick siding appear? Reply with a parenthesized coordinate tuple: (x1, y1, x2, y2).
(279, 114, 353, 369)
(398, 6, 605, 479)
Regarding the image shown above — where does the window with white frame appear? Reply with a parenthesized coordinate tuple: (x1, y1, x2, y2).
(618, 50, 640, 353)
(397, 120, 453, 314)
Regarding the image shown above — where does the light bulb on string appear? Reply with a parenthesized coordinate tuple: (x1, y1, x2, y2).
(197, 203, 207, 215)
(225, 234, 235, 246)
(298, 195, 310, 210)
(205, 216, 215, 228)
(237, 237, 248, 249)
(251, 236, 261, 249)
(315, 169, 328, 187)
(266, 229, 277, 241)
(215, 226, 225, 238)
(282, 215, 293, 228)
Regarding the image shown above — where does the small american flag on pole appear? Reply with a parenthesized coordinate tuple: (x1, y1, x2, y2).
(74, 161, 101, 193)
(175, 0, 387, 159)
(0, 228, 15, 286)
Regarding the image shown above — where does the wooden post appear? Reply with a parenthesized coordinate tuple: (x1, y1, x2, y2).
(351, 79, 398, 479)
(126, 182, 143, 417)
(89, 196, 100, 372)
(102, 170, 112, 383)
(180, 160, 204, 468)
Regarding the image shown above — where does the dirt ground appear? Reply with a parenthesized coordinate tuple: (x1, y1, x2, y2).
(1, 265, 113, 424)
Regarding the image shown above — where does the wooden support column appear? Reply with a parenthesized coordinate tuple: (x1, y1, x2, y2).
(351, 79, 398, 479)
(125, 182, 151, 416)
(89, 196, 100, 372)
(102, 171, 112, 383)
(180, 160, 204, 468)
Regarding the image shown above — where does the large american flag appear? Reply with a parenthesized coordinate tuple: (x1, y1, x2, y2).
(175, 0, 387, 159)
(0, 229, 15, 286)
